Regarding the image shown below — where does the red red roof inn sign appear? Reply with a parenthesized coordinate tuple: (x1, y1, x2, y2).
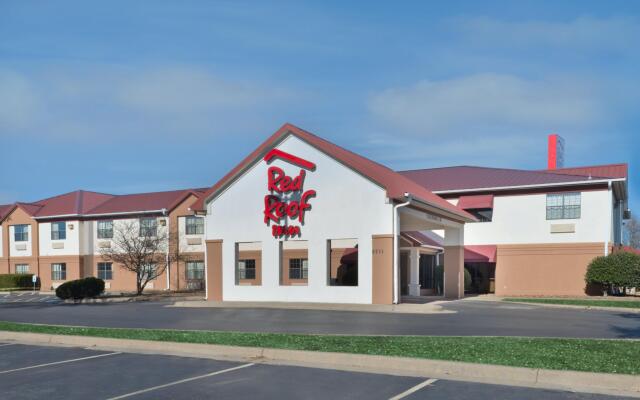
(263, 149, 317, 238)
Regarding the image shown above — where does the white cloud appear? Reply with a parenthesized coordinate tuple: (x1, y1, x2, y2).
(452, 16, 640, 53)
(368, 73, 611, 138)
(0, 70, 41, 132)
(0, 66, 293, 140)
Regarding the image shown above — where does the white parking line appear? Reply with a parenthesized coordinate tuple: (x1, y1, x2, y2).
(389, 378, 438, 400)
(0, 343, 16, 347)
(106, 363, 255, 399)
(0, 351, 121, 374)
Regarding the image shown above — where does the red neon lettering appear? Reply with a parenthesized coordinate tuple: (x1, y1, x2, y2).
(271, 225, 301, 238)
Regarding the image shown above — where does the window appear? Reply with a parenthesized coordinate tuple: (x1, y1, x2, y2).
(97, 220, 113, 239)
(235, 242, 261, 285)
(186, 261, 205, 280)
(139, 218, 157, 237)
(468, 209, 493, 222)
(547, 193, 581, 220)
(51, 263, 66, 281)
(185, 216, 204, 235)
(14, 225, 28, 242)
(97, 263, 113, 280)
(238, 259, 256, 280)
(15, 264, 29, 274)
(328, 239, 358, 286)
(289, 258, 308, 279)
(141, 264, 157, 281)
(281, 240, 308, 285)
(51, 222, 66, 240)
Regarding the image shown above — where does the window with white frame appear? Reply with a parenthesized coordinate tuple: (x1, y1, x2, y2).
(185, 216, 204, 235)
(51, 263, 66, 281)
(97, 220, 113, 239)
(289, 258, 308, 280)
(14, 225, 28, 242)
(51, 221, 66, 240)
(97, 262, 113, 280)
(15, 264, 29, 274)
(235, 242, 261, 284)
(139, 218, 157, 237)
(186, 261, 205, 280)
(546, 193, 581, 220)
(238, 259, 256, 280)
(141, 263, 157, 281)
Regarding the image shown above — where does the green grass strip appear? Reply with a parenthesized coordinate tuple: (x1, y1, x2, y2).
(504, 298, 640, 309)
(1, 321, 640, 375)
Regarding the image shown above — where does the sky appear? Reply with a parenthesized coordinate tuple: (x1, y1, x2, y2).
(1, 0, 638, 212)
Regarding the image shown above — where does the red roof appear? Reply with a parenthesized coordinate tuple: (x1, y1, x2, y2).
(85, 189, 205, 216)
(457, 195, 494, 210)
(0, 188, 206, 221)
(192, 123, 475, 221)
(465, 245, 497, 263)
(401, 231, 444, 248)
(543, 164, 628, 179)
(399, 165, 625, 193)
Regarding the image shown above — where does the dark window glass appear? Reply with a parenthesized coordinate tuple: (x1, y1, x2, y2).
(139, 218, 157, 237)
(14, 225, 29, 242)
(51, 222, 66, 240)
(97, 262, 113, 280)
(51, 263, 66, 281)
(186, 261, 205, 280)
(185, 216, 204, 235)
(238, 259, 256, 280)
(97, 220, 113, 239)
(289, 258, 308, 279)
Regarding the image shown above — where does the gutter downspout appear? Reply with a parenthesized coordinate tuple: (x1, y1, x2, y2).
(162, 208, 170, 291)
(605, 181, 612, 256)
(392, 193, 411, 304)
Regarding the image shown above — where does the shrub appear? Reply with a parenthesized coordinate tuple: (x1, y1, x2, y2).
(0, 274, 39, 289)
(585, 251, 640, 295)
(55, 277, 105, 300)
(464, 267, 472, 292)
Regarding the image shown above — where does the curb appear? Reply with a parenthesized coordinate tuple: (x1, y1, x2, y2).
(0, 331, 638, 397)
(169, 300, 452, 314)
(502, 300, 640, 313)
(63, 295, 205, 304)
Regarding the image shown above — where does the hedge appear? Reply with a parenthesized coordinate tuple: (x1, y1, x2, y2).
(0, 274, 39, 290)
(585, 251, 640, 294)
(55, 277, 105, 300)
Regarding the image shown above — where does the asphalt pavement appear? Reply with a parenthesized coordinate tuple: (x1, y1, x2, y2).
(0, 342, 633, 399)
(0, 297, 638, 338)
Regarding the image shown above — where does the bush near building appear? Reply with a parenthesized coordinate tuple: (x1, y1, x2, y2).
(0, 274, 39, 290)
(55, 277, 105, 300)
(464, 267, 472, 292)
(585, 251, 640, 295)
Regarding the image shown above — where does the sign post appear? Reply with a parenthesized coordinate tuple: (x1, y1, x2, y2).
(32, 274, 37, 293)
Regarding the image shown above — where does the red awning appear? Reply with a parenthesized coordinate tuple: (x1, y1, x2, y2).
(457, 195, 494, 210)
(464, 245, 497, 263)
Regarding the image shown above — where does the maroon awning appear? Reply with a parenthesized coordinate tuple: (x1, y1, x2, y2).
(464, 245, 497, 263)
(457, 195, 494, 210)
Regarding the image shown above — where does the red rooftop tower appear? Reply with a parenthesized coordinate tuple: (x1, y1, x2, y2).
(547, 133, 565, 170)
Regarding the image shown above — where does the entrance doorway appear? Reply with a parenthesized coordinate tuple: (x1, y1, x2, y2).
(464, 262, 496, 294)
(419, 254, 443, 296)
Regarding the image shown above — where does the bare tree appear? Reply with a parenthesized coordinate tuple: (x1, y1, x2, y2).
(99, 219, 184, 295)
(626, 216, 640, 249)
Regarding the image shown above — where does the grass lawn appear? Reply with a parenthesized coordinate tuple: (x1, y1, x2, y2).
(504, 298, 640, 309)
(1, 321, 639, 375)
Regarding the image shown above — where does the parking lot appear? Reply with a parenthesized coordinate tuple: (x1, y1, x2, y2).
(0, 292, 61, 304)
(0, 342, 632, 399)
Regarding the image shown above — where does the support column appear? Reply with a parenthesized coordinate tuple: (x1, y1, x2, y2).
(444, 226, 464, 299)
(408, 248, 421, 296)
(205, 239, 223, 301)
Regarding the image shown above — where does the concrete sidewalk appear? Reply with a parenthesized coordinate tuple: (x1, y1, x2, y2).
(169, 300, 454, 314)
(0, 331, 637, 398)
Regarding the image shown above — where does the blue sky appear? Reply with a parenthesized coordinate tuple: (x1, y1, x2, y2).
(1, 1, 638, 211)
